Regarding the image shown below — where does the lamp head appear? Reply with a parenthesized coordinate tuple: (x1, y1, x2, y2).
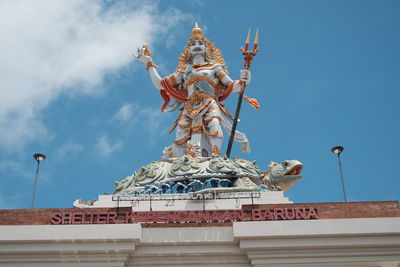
(33, 153, 46, 162)
(331, 146, 344, 155)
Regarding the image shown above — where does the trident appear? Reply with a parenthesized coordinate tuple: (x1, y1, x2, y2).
(226, 29, 259, 158)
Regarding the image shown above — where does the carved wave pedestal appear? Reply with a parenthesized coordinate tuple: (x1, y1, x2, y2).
(74, 154, 303, 208)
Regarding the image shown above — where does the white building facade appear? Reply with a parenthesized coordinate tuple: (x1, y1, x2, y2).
(0, 192, 399, 267)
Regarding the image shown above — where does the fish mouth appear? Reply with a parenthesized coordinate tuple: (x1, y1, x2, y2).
(193, 47, 203, 52)
(285, 164, 303, 176)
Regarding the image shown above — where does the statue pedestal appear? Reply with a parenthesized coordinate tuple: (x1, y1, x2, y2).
(74, 191, 292, 210)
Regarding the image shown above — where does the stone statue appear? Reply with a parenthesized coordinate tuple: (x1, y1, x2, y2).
(135, 23, 259, 158)
(72, 23, 306, 206)
(108, 23, 305, 196)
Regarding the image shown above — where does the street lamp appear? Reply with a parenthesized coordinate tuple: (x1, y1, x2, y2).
(331, 146, 347, 202)
(31, 153, 46, 209)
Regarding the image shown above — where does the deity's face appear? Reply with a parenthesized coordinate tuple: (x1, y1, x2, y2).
(189, 39, 206, 56)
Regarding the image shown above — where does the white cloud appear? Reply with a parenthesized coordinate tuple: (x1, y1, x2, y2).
(112, 102, 171, 136)
(0, 160, 31, 180)
(55, 141, 84, 159)
(0, 0, 186, 150)
(96, 135, 122, 158)
(114, 103, 136, 124)
(139, 107, 166, 133)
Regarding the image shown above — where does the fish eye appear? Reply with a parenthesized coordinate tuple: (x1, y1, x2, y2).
(282, 161, 289, 167)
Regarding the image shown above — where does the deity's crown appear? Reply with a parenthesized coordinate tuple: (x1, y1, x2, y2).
(190, 22, 204, 41)
(176, 22, 226, 73)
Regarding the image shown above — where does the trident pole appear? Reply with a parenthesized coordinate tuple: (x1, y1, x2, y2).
(226, 29, 259, 158)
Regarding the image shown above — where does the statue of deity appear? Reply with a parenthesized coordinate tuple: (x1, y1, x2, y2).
(73, 24, 306, 203)
(136, 23, 259, 158)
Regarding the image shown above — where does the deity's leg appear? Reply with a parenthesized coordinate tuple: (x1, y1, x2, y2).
(207, 117, 223, 155)
(191, 133, 202, 146)
(202, 101, 224, 155)
(190, 116, 203, 147)
(210, 136, 223, 154)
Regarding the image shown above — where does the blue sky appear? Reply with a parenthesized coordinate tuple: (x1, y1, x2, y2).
(0, 0, 399, 209)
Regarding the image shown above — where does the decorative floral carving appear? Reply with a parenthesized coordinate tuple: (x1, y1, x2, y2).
(207, 155, 239, 174)
(169, 155, 202, 176)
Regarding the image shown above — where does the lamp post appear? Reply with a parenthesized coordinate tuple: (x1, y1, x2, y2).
(31, 153, 46, 209)
(331, 146, 347, 202)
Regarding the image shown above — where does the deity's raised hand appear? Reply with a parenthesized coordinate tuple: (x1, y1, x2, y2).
(240, 69, 251, 86)
(135, 45, 152, 64)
